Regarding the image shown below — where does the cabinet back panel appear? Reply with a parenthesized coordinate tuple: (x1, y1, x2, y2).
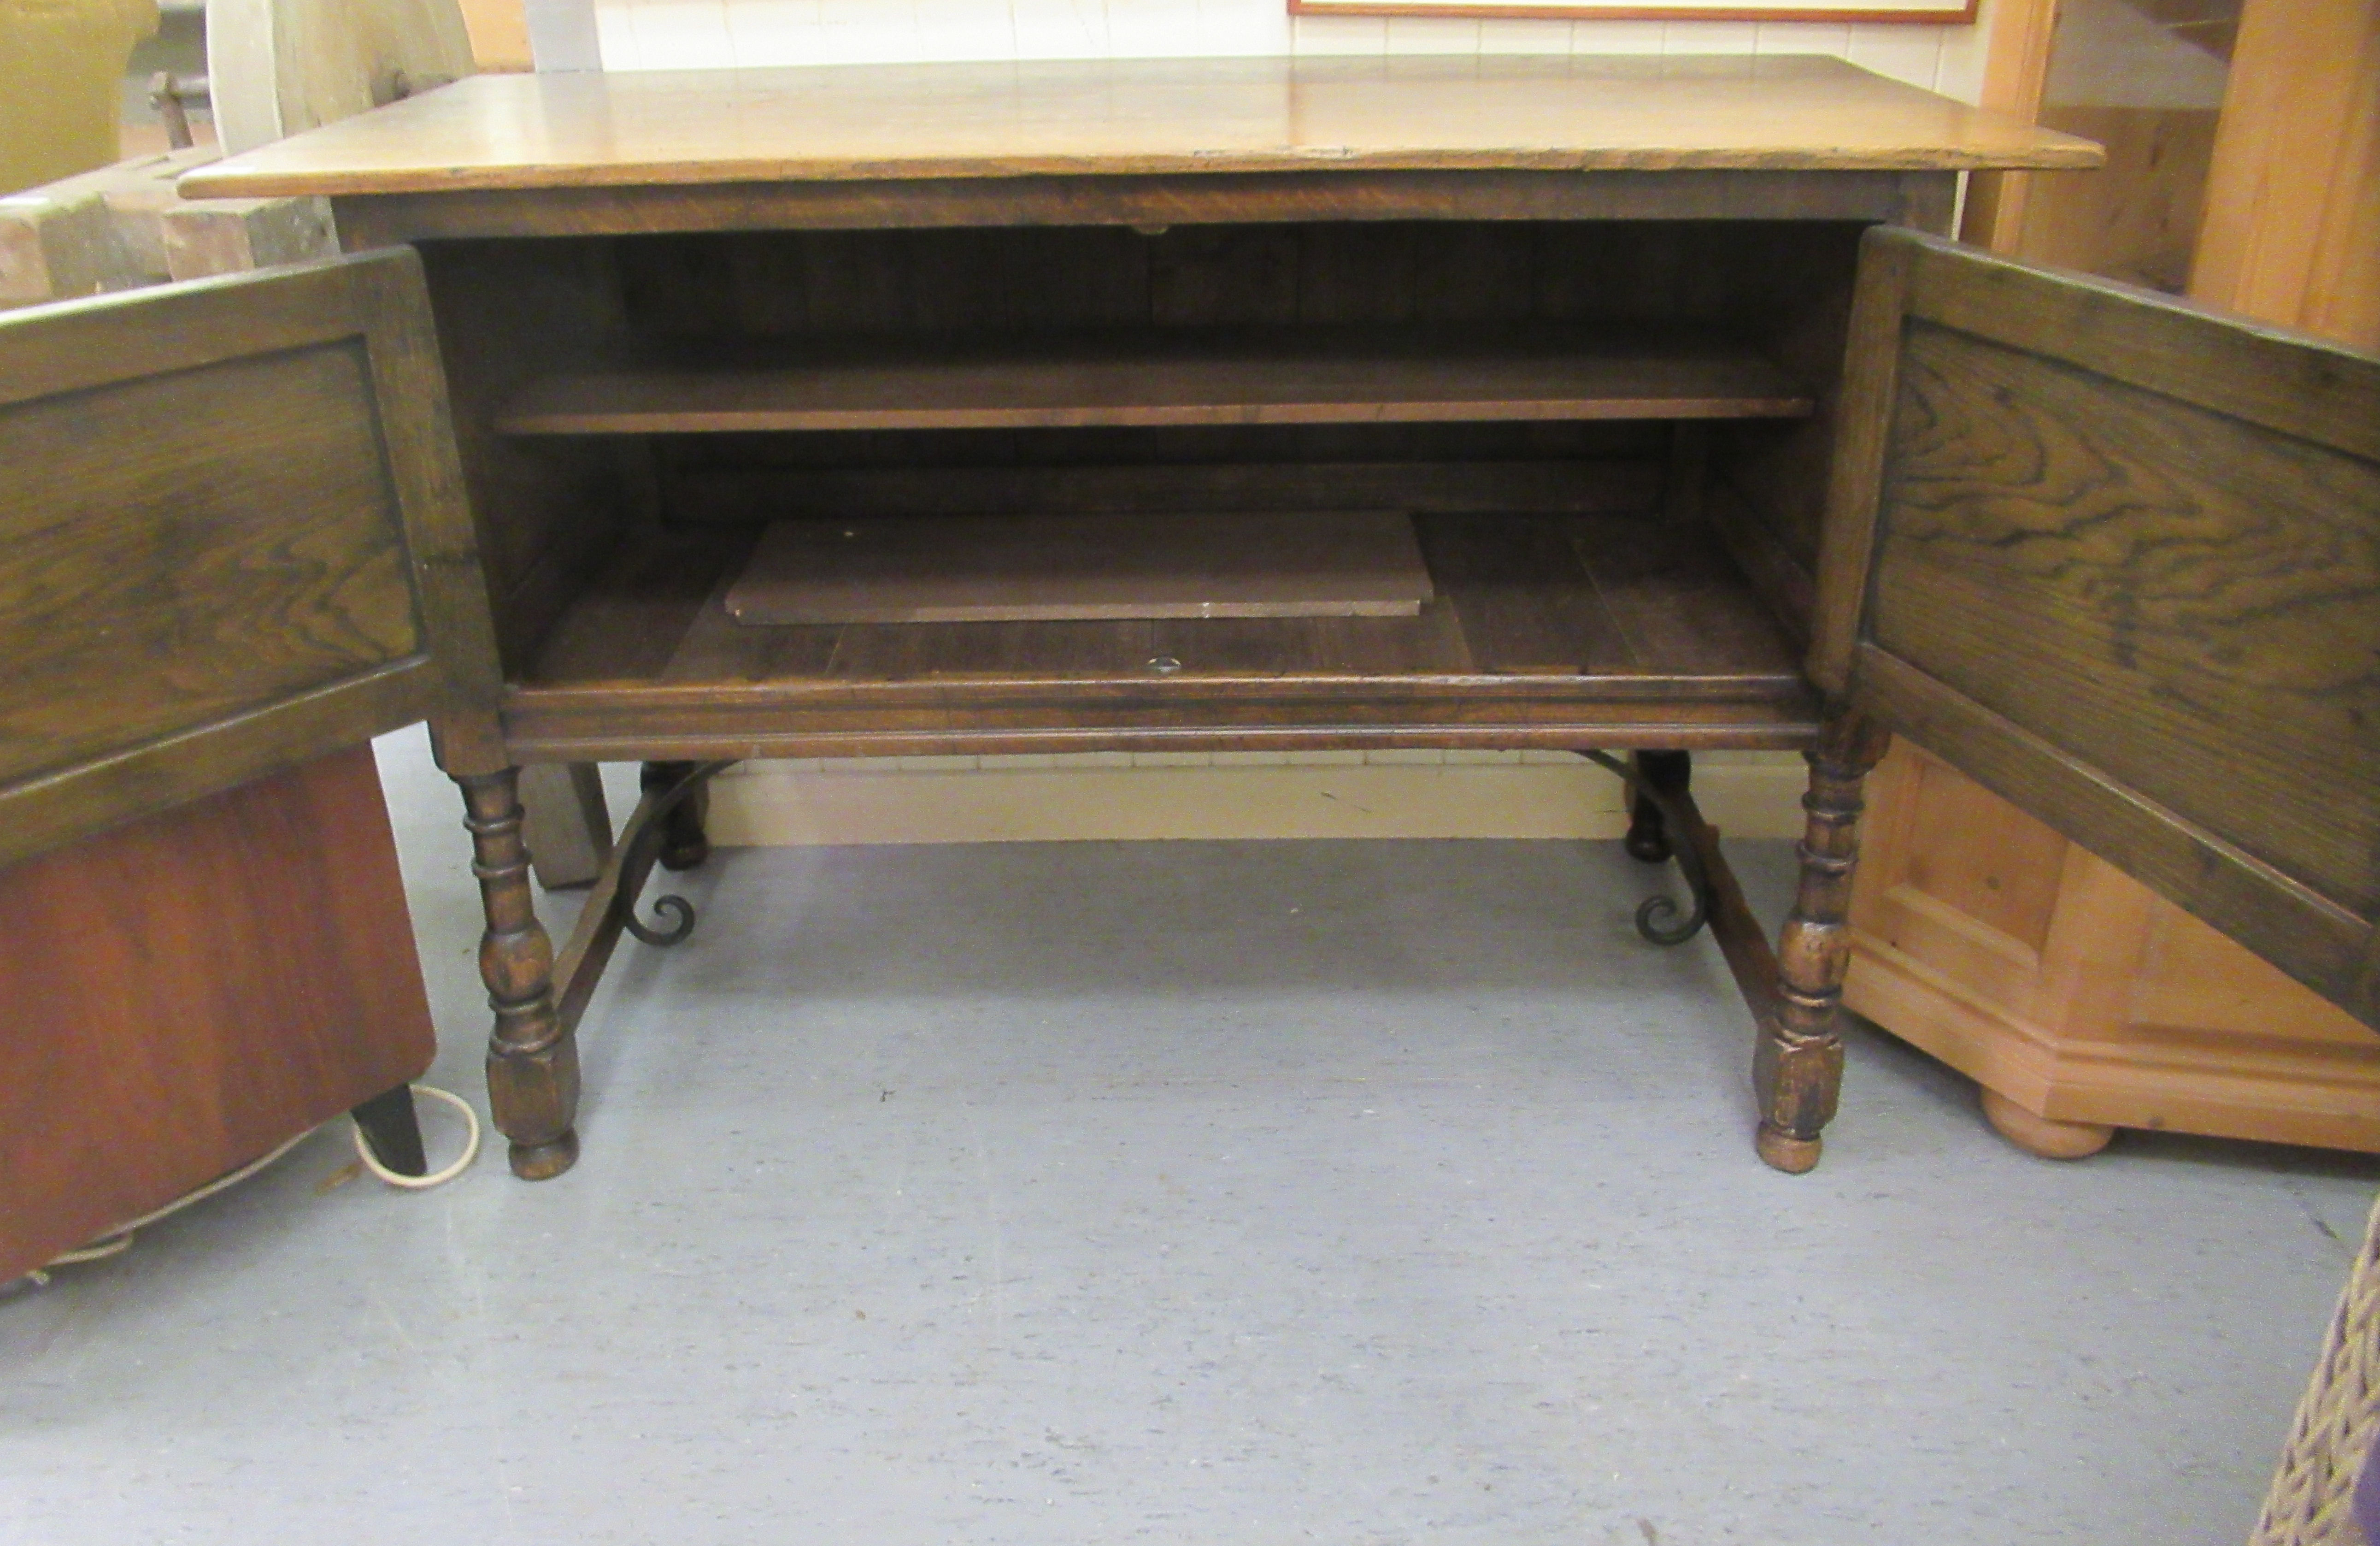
(601, 222, 1857, 594)
(612, 221, 1864, 340)
(650, 422, 1666, 527)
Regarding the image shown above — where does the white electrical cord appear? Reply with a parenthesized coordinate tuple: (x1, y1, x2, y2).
(351, 1083, 481, 1190)
(27, 1084, 481, 1284)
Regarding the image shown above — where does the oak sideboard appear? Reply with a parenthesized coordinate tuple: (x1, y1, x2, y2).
(23, 53, 2368, 1181)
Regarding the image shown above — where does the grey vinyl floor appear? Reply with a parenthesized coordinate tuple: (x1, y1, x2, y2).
(4, 727, 2374, 1546)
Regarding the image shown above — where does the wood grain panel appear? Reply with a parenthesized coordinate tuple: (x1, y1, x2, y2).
(620, 223, 1867, 348)
(0, 251, 495, 866)
(1416, 514, 1624, 675)
(1892, 749, 2071, 960)
(524, 529, 746, 686)
(1907, 247, 2380, 465)
(498, 684, 1823, 766)
(1575, 511, 1805, 684)
(1151, 227, 1300, 330)
(2008, 107, 2221, 294)
(0, 746, 434, 1283)
(724, 511, 1434, 625)
(1832, 228, 2380, 1029)
(1869, 322, 2380, 916)
(822, 614, 1161, 686)
(525, 513, 1800, 694)
(0, 345, 419, 791)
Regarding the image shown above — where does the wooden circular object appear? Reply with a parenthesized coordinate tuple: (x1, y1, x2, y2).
(1981, 1090, 2115, 1159)
(1755, 1123, 1822, 1174)
(206, 0, 473, 156)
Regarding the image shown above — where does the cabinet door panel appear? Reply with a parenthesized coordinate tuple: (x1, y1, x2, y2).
(0, 249, 495, 872)
(1815, 227, 2380, 1028)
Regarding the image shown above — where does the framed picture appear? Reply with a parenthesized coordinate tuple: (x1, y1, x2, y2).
(1289, 0, 1976, 21)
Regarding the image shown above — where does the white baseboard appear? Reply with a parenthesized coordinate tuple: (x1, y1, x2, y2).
(706, 749, 1808, 846)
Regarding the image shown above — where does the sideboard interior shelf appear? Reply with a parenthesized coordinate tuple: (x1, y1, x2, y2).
(494, 329, 1815, 437)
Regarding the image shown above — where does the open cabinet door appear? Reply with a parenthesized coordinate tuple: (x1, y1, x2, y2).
(0, 248, 496, 871)
(1811, 226, 2380, 1032)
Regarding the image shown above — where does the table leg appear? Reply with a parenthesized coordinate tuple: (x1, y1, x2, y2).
(350, 1082, 427, 1177)
(1757, 712, 1891, 1174)
(456, 769, 578, 1180)
(1624, 750, 1691, 863)
(643, 761, 712, 871)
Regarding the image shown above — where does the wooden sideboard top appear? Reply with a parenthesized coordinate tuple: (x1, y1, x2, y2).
(181, 54, 2097, 200)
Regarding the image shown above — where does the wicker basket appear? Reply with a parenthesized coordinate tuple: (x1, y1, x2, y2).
(2255, 1191, 2380, 1545)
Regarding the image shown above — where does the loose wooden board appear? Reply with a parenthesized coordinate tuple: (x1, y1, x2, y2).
(723, 511, 1434, 625)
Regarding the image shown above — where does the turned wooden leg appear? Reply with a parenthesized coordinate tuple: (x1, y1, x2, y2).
(458, 769, 579, 1180)
(350, 1082, 427, 1177)
(1757, 713, 1892, 1174)
(1624, 750, 1691, 863)
(1981, 1090, 2116, 1159)
(642, 761, 711, 872)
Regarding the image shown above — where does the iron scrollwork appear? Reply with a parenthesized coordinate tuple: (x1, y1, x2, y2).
(1580, 750, 1711, 946)
(617, 760, 736, 947)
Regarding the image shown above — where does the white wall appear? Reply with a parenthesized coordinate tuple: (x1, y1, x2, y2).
(592, 0, 1997, 103)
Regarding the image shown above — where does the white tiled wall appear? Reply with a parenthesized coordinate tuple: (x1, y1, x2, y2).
(591, 0, 1998, 100)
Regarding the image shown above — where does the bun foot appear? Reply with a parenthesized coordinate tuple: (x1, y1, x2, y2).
(1755, 1122, 1822, 1174)
(509, 1128, 580, 1180)
(1981, 1091, 2114, 1159)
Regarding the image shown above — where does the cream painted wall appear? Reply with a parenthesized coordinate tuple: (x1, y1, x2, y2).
(705, 749, 1815, 846)
(582, 0, 1997, 844)
(589, 0, 1997, 102)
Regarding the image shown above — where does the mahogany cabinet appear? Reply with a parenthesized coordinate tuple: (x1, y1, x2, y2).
(0, 749, 435, 1283)
(107, 53, 2372, 1180)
